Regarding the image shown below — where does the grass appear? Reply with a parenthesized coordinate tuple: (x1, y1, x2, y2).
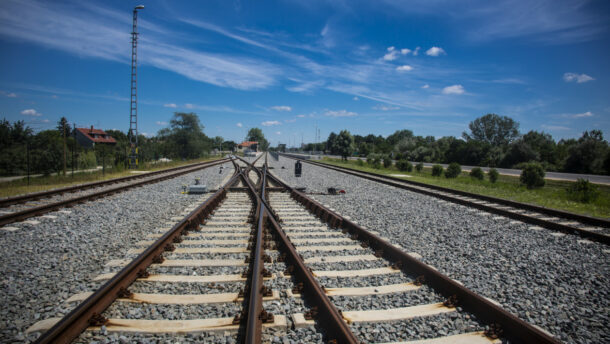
(0, 156, 224, 198)
(320, 157, 610, 219)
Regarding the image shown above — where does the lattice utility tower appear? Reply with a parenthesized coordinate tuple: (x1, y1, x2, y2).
(129, 5, 144, 168)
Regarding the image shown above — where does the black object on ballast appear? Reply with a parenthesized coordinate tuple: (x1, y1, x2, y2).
(295, 161, 302, 177)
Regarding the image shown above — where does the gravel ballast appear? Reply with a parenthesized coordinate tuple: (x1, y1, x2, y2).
(0, 162, 233, 343)
(269, 156, 610, 344)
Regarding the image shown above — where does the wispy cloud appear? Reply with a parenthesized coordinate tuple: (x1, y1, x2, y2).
(572, 111, 594, 118)
(163, 103, 177, 108)
(324, 110, 357, 117)
(275, 131, 281, 135)
(563, 73, 594, 83)
(21, 109, 42, 116)
(155, 121, 168, 125)
(262, 120, 281, 126)
(271, 105, 292, 112)
(0, 0, 279, 90)
(373, 104, 400, 111)
(236, 122, 243, 127)
(421, 84, 430, 89)
(1, 90, 17, 97)
(184, 104, 194, 109)
(442, 85, 465, 95)
(396, 65, 413, 72)
(426, 47, 446, 56)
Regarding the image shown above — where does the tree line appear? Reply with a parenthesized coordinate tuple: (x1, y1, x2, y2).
(0, 112, 268, 176)
(298, 114, 610, 175)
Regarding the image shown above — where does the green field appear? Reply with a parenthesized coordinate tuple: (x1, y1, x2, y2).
(0, 156, 224, 198)
(319, 158, 610, 219)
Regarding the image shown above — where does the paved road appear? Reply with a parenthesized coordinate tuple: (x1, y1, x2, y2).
(285, 153, 610, 185)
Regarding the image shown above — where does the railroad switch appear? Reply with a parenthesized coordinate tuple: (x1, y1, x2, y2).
(88, 313, 107, 326)
(117, 287, 133, 298)
(484, 323, 503, 339)
(443, 294, 459, 308)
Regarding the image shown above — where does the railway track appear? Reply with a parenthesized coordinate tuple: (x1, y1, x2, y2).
(28, 153, 560, 343)
(278, 153, 610, 245)
(0, 158, 229, 227)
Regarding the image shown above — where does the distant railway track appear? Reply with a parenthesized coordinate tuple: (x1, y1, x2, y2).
(0, 158, 230, 226)
(29, 153, 560, 343)
(279, 153, 610, 245)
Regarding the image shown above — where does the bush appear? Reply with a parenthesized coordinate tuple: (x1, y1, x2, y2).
(396, 160, 413, 172)
(470, 167, 484, 180)
(488, 168, 499, 183)
(383, 156, 392, 168)
(356, 158, 364, 166)
(520, 162, 545, 189)
(431, 164, 443, 177)
(566, 178, 599, 203)
(445, 162, 461, 178)
(415, 162, 424, 172)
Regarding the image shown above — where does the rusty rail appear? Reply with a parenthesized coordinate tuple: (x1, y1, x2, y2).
(238, 158, 359, 344)
(265, 169, 562, 344)
(280, 153, 609, 244)
(0, 159, 229, 227)
(34, 170, 240, 344)
(0, 158, 228, 208)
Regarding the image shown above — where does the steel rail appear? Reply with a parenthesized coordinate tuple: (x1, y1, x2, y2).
(266, 169, 562, 344)
(0, 158, 229, 208)
(34, 167, 241, 344)
(0, 159, 229, 227)
(240, 168, 266, 343)
(238, 158, 359, 344)
(279, 153, 609, 244)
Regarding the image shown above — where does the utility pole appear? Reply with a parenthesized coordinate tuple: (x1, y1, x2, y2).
(129, 5, 145, 169)
(62, 120, 67, 176)
(72, 123, 75, 177)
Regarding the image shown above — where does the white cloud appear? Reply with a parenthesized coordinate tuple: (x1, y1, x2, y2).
(41, 119, 50, 123)
(262, 120, 281, 126)
(373, 104, 399, 111)
(426, 46, 446, 56)
(422, 84, 430, 89)
(324, 110, 357, 117)
(284, 119, 296, 123)
(442, 85, 465, 95)
(236, 122, 243, 127)
(155, 121, 167, 125)
(1, 91, 17, 98)
(271, 105, 292, 112)
(21, 109, 42, 116)
(383, 47, 399, 61)
(573, 111, 594, 118)
(185, 103, 194, 109)
(396, 65, 413, 72)
(413, 47, 420, 56)
(353, 96, 359, 101)
(563, 73, 594, 83)
(296, 114, 306, 118)
(163, 103, 177, 108)
(275, 131, 281, 135)
(400, 48, 411, 55)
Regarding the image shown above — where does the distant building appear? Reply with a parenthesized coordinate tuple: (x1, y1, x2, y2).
(237, 141, 258, 153)
(75, 126, 117, 148)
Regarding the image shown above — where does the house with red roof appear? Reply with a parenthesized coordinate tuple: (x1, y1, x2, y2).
(237, 141, 258, 153)
(75, 126, 117, 148)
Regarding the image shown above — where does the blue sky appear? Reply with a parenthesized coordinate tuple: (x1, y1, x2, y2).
(0, 0, 609, 146)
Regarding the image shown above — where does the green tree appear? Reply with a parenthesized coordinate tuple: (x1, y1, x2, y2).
(246, 128, 269, 151)
(333, 130, 354, 160)
(463, 113, 520, 146)
(563, 130, 608, 174)
(158, 112, 212, 159)
(520, 162, 545, 189)
(327, 132, 338, 154)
